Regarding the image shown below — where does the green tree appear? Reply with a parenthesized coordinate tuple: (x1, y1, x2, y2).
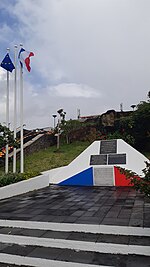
(0, 124, 16, 149)
(57, 109, 66, 125)
(61, 120, 81, 144)
(131, 104, 136, 111)
(107, 115, 135, 146)
(109, 93, 150, 150)
(132, 97, 150, 149)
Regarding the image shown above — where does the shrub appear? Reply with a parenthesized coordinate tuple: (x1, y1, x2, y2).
(119, 161, 150, 198)
(107, 131, 135, 146)
(0, 173, 26, 187)
(0, 171, 40, 188)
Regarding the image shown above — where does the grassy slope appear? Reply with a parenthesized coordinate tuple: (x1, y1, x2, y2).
(17, 141, 90, 175)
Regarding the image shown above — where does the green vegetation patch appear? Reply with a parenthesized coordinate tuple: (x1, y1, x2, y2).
(0, 141, 90, 186)
(23, 141, 90, 173)
(0, 172, 26, 188)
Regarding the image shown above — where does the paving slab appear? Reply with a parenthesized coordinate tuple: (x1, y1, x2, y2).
(0, 244, 150, 266)
(0, 227, 149, 245)
(0, 185, 149, 227)
(0, 184, 149, 267)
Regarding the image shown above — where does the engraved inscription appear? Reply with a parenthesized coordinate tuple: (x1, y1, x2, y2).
(90, 155, 107, 165)
(94, 167, 114, 186)
(100, 140, 117, 154)
(108, 153, 126, 165)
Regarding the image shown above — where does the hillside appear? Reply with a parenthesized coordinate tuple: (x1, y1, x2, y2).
(0, 141, 90, 176)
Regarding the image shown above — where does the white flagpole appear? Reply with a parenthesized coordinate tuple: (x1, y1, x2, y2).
(5, 48, 10, 174)
(57, 119, 60, 150)
(20, 44, 24, 173)
(13, 45, 17, 173)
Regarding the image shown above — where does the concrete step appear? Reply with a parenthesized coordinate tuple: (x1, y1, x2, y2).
(0, 226, 150, 246)
(0, 233, 150, 256)
(0, 242, 149, 267)
(0, 221, 149, 266)
(0, 220, 149, 236)
(0, 252, 114, 267)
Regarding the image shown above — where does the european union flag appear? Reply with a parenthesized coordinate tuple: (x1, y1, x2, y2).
(1, 53, 15, 72)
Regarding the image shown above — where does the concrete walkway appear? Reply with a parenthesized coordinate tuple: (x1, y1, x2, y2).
(0, 185, 149, 267)
(0, 185, 149, 227)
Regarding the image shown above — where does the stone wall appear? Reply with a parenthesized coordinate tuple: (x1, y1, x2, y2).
(101, 110, 132, 127)
(13, 133, 56, 160)
(101, 110, 116, 127)
(24, 133, 56, 156)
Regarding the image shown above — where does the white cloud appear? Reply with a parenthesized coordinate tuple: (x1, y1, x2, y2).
(0, 69, 14, 125)
(0, 68, 6, 81)
(0, 24, 13, 43)
(0, 0, 150, 129)
(53, 83, 101, 98)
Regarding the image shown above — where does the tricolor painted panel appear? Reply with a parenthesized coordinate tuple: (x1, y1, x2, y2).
(47, 139, 149, 187)
(114, 166, 132, 186)
(59, 167, 93, 186)
(93, 166, 114, 186)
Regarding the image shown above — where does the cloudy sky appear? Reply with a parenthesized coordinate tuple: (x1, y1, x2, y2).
(0, 0, 150, 129)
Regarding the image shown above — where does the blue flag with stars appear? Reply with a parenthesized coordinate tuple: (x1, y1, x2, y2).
(1, 53, 15, 72)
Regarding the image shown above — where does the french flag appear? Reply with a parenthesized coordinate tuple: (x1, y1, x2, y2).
(18, 48, 34, 72)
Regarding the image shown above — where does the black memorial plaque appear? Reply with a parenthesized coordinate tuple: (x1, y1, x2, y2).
(90, 155, 107, 165)
(108, 153, 126, 165)
(100, 140, 117, 154)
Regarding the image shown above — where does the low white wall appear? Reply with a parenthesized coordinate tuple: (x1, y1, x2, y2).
(42, 166, 68, 184)
(117, 139, 149, 176)
(0, 173, 49, 200)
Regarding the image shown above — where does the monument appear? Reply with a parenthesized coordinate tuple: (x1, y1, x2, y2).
(47, 139, 149, 187)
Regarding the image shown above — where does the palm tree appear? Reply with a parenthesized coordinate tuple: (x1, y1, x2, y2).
(131, 105, 136, 111)
(52, 114, 57, 128)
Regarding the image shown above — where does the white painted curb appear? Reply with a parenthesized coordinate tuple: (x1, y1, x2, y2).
(0, 174, 49, 200)
(0, 220, 149, 237)
(0, 233, 150, 256)
(0, 253, 112, 267)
